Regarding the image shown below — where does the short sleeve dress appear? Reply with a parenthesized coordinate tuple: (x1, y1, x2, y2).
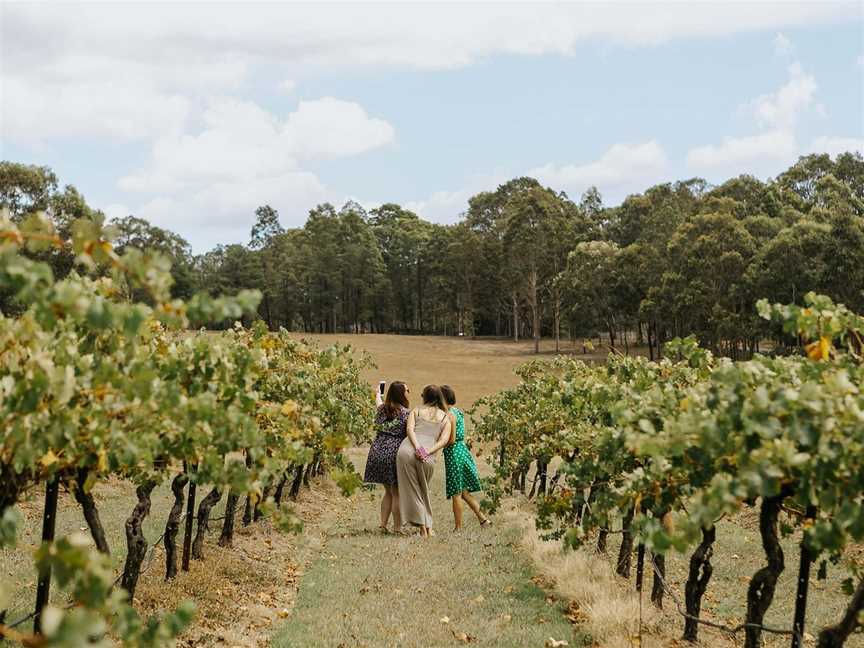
(363, 405, 408, 485)
(442, 407, 482, 499)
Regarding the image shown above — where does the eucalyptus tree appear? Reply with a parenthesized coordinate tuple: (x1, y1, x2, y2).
(369, 203, 429, 331)
(112, 215, 196, 299)
(0, 162, 59, 221)
(247, 205, 286, 329)
(465, 177, 543, 341)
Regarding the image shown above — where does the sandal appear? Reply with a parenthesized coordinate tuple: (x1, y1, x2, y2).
(378, 525, 390, 534)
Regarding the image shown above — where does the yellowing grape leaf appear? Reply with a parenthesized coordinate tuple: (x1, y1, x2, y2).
(97, 448, 108, 472)
(805, 336, 831, 361)
(39, 450, 59, 468)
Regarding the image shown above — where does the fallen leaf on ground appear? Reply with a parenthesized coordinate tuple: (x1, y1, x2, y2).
(545, 639, 568, 648)
(564, 601, 588, 625)
(439, 616, 450, 624)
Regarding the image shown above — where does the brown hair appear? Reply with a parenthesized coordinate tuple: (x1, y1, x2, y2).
(383, 381, 409, 419)
(440, 384, 456, 406)
(421, 384, 448, 412)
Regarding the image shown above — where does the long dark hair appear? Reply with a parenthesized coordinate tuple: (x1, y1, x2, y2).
(440, 384, 456, 406)
(420, 384, 448, 412)
(382, 381, 409, 419)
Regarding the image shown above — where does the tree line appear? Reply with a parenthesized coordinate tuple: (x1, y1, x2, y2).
(2, 151, 862, 358)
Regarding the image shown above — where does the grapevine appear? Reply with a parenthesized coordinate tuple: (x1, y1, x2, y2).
(474, 293, 864, 647)
(0, 209, 374, 645)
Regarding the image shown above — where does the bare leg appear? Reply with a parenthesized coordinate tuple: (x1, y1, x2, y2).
(461, 491, 487, 524)
(390, 485, 402, 530)
(452, 495, 463, 530)
(379, 488, 392, 529)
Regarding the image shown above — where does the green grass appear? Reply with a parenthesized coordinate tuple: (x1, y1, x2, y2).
(272, 451, 583, 648)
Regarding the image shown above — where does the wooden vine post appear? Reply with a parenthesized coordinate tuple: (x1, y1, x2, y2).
(791, 506, 817, 648)
(33, 475, 60, 634)
(181, 467, 197, 572)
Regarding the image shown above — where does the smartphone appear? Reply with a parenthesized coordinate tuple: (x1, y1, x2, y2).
(378, 380, 386, 395)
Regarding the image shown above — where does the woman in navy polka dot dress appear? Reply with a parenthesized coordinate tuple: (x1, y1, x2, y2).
(440, 385, 490, 530)
(363, 381, 410, 533)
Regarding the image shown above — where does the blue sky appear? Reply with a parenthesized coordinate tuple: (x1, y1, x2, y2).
(1, 2, 862, 252)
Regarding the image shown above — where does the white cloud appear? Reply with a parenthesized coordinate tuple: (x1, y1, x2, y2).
(809, 136, 864, 156)
(119, 96, 394, 193)
(687, 130, 798, 170)
(4, 4, 854, 71)
(1, 50, 249, 144)
(1, 3, 856, 143)
(749, 63, 817, 130)
(773, 32, 793, 56)
(530, 141, 669, 199)
(688, 61, 822, 175)
(281, 80, 297, 93)
(135, 171, 328, 251)
(284, 98, 394, 159)
(3, 76, 191, 143)
(402, 142, 670, 222)
(103, 204, 132, 221)
(118, 96, 391, 251)
(404, 188, 478, 224)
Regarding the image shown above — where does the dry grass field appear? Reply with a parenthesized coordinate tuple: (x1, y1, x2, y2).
(288, 333, 607, 409)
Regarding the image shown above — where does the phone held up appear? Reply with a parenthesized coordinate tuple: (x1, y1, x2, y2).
(378, 380, 386, 395)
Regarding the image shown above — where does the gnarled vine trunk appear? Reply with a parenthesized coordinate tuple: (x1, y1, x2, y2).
(596, 529, 608, 554)
(536, 458, 548, 497)
(817, 575, 864, 648)
(253, 484, 271, 522)
(744, 492, 789, 648)
(71, 468, 110, 554)
(192, 487, 222, 560)
(121, 482, 156, 600)
(289, 464, 305, 500)
(303, 457, 317, 488)
(219, 492, 239, 547)
(242, 494, 254, 526)
(164, 473, 188, 580)
(683, 525, 716, 642)
(616, 508, 635, 578)
(650, 552, 665, 608)
(273, 470, 290, 508)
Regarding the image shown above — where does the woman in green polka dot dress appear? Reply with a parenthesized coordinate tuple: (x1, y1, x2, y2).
(440, 385, 490, 530)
